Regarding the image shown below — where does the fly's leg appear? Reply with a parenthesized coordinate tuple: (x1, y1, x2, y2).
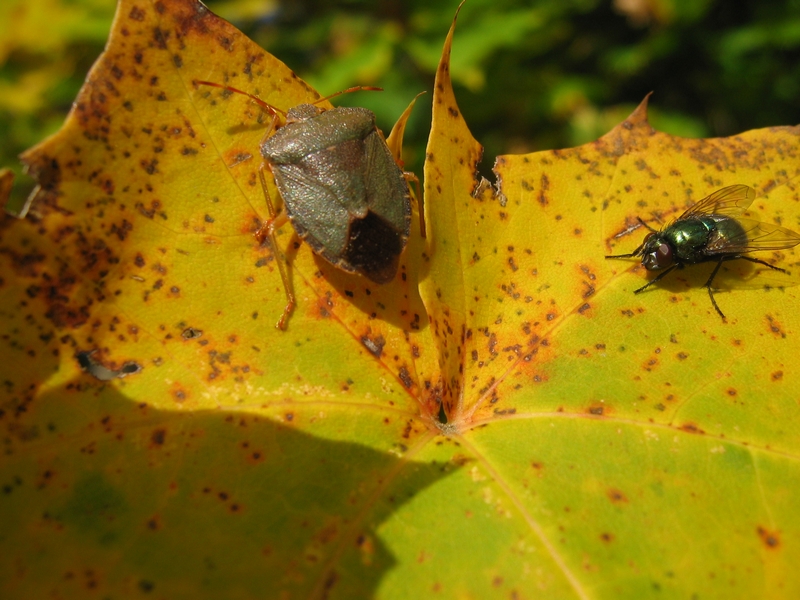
(632, 264, 680, 294)
(637, 216, 659, 233)
(703, 259, 727, 319)
(605, 239, 646, 260)
(737, 255, 789, 274)
(704, 255, 788, 321)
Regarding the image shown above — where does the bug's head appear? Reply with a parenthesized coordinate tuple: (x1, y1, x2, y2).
(285, 104, 325, 125)
(640, 234, 674, 271)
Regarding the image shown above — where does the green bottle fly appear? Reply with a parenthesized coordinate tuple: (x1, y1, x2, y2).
(606, 185, 800, 319)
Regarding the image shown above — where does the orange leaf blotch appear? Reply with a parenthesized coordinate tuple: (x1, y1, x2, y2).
(757, 527, 781, 550)
(606, 488, 629, 504)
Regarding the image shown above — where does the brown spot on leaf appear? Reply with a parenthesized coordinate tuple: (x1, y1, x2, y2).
(398, 366, 413, 389)
(757, 527, 780, 549)
(182, 327, 203, 340)
(171, 385, 187, 403)
(152, 26, 168, 50)
(607, 488, 628, 504)
(151, 428, 166, 446)
(766, 315, 786, 338)
(642, 356, 659, 371)
(361, 334, 385, 358)
(680, 422, 704, 434)
(224, 149, 253, 168)
(129, 5, 145, 21)
(488, 333, 498, 355)
(538, 174, 550, 206)
(140, 158, 159, 175)
(323, 571, 339, 593)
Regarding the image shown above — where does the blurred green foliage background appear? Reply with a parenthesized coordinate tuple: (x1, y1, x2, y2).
(2, 0, 799, 208)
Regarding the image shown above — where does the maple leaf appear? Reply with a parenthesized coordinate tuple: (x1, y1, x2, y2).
(2, 1, 800, 598)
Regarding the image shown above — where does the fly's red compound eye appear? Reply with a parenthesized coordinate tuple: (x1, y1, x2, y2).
(655, 243, 672, 267)
(643, 241, 673, 270)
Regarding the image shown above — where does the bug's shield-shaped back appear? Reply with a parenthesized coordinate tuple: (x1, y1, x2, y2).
(266, 106, 411, 283)
(273, 137, 367, 259)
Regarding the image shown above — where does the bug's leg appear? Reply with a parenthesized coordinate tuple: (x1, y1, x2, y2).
(404, 171, 425, 239)
(737, 255, 789, 274)
(703, 259, 726, 320)
(195, 79, 296, 327)
(247, 109, 296, 329)
(252, 106, 285, 245)
(254, 191, 290, 246)
(632, 264, 679, 294)
(256, 164, 295, 329)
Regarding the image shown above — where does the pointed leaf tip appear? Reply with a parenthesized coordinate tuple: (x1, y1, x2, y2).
(623, 93, 654, 132)
(0, 168, 14, 210)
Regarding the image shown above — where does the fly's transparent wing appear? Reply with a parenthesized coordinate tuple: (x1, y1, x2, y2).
(680, 184, 755, 219)
(706, 216, 800, 254)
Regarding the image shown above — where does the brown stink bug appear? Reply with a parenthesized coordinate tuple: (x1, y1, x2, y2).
(194, 80, 413, 329)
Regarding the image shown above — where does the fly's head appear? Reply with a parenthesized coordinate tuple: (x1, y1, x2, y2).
(639, 233, 675, 271)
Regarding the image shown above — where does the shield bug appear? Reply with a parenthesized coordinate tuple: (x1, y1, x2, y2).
(194, 80, 412, 329)
(606, 184, 800, 319)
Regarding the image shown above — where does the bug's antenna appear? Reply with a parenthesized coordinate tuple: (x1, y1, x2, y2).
(312, 86, 383, 106)
(193, 80, 287, 118)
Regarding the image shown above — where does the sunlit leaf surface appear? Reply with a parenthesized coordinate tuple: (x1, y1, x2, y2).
(2, 1, 799, 598)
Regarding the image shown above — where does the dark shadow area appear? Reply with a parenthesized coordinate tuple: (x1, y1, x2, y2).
(634, 255, 800, 294)
(0, 376, 454, 598)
